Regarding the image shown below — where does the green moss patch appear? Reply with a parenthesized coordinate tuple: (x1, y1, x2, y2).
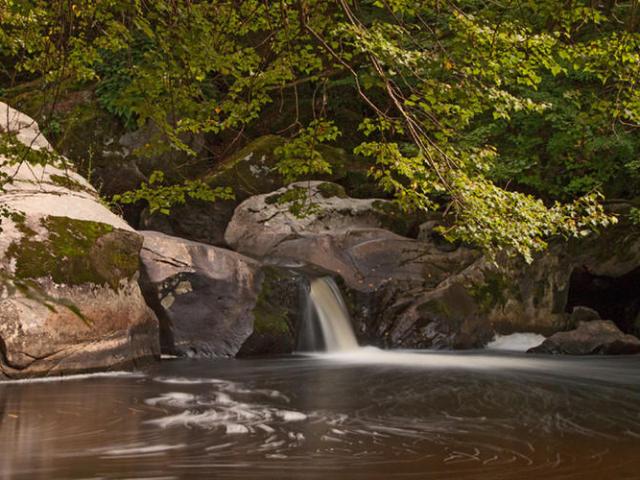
(317, 182, 347, 198)
(7, 216, 141, 288)
(469, 269, 520, 313)
(251, 267, 293, 336)
(49, 174, 91, 193)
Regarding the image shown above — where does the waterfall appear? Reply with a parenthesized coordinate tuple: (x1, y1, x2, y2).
(298, 277, 359, 352)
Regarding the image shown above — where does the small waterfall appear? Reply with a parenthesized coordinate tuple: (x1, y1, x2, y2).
(298, 277, 359, 352)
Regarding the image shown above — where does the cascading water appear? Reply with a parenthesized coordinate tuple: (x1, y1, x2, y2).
(298, 277, 359, 352)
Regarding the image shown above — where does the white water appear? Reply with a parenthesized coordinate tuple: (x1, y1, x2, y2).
(307, 277, 359, 352)
(486, 332, 546, 351)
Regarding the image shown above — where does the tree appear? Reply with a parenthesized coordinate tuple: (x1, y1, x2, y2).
(2, 0, 636, 261)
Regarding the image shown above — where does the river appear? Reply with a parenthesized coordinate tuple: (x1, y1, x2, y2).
(1, 350, 639, 479)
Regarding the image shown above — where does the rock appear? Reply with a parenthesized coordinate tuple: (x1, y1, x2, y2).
(237, 266, 303, 356)
(225, 182, 486, 348)
(225, 181, 424, 257)
(528, 321, 640, 355)
(139, 231, 262, 357)
(570, 306, 601, 324)
(223, 183, 640, 351)
(139, 231, 300, 357)
(0, 102, 160, 379)
(139, 199, 237, 247)
(140, 137, 391, 246)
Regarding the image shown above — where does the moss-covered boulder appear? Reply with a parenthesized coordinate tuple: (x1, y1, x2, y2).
(224, 182, 640, 350)
(0, 102, 159, 379)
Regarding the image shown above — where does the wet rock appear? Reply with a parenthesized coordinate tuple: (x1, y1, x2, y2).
(238, 266, 304, 356)
(225, 182, 486, 349)
(528, 321, 640, 355)
(0, 102, 160, 379)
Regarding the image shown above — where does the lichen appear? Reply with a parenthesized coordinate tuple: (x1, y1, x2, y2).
(6, 216, 140, 288)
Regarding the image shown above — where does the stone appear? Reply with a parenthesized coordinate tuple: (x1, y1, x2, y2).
(139, 230, 261, 357)
(225, 181, 424, 257)
(0, 102, 160, 379)
(570, 306, 601, 324)
(223, 183, 640, 351)
(139, 230, 299, 357)
(225, 182, 487, 349)
(528, 320, 640, 355)
(140, 137, 392, 246)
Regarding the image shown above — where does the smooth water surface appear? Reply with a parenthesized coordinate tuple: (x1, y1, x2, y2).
(1, 350, 639, 479)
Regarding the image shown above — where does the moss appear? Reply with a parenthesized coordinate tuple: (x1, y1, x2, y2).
(251, 267, 293, 336)
(7, 216, 140, 288)
(371, 200, 420, 237)
(265, 186, 306, 205)
(49, 174, 90, 193)
(469, 269, 520, 313)
(204, 135, 286, 198)
(317, 182, 347, 198)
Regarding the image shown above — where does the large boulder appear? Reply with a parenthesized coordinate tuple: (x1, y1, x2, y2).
(225, 182, 490, 348)
(0, 102, 160, 379)
(140, 137, 388, 246)
(528, 320, 640, 355)
(226, 181, 424, 257)
(225, 183, 640, 350)
(139, 231, 300, 357)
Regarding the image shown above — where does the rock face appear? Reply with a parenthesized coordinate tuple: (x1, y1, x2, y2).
(225, 182, 492, 348)
(0, 102, 160, 379)
(139, 231, 299, 357)
(225, 182, 640, 350)
(528, 321, 640, 355)
(226, 181, 424, 257)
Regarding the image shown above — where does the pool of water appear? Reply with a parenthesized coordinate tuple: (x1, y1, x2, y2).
(1, 349, 639, 479)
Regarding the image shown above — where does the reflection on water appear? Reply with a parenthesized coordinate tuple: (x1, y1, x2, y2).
(1, 351, 639, 479)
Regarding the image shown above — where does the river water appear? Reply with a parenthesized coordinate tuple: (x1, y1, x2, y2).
(1, 350, 639, 479)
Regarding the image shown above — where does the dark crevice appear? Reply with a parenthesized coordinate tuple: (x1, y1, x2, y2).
(137, 260, 177, 355)
(566, 266, 640, 336)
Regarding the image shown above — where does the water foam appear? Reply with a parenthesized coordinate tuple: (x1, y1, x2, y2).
(0, 371, 145, 384)
(486, 333, 546, 351)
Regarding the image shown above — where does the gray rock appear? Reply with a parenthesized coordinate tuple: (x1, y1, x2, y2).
(225, 183, 487, 349)
(570, 306, 602, 325)
(140, 230, 282, 357)
(223, 182, 640, 351)
(0, 103, 159, 379)
(528, 321, 640, 355)
(225, 181, 422, 257)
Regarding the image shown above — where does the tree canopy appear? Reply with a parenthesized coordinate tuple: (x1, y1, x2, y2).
(2, 0, 638, 260)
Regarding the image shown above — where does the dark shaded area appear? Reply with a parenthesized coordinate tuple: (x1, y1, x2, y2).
(137, 260, 176, 355)
(566, 266, 640, 335)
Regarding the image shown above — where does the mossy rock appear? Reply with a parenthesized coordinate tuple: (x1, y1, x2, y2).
(7, 216, 141, 289)
(239, 266, 302, 356)
(204, 135, 355, 201)
(371, 200, 427, 238)
(469, 269, 521, 314)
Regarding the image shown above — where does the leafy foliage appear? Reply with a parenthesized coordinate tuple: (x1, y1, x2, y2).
(2, 0, 638, 260)
(112, 171, 234, 215)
